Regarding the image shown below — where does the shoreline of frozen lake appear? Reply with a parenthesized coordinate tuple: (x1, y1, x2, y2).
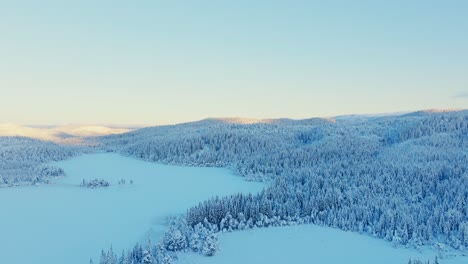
(0, 153, 264, 264)
(177, 224, 468, 264)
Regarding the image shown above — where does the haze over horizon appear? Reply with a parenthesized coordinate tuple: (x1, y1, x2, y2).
(1, 1, 467, 125)
(0, 108, 464, 128)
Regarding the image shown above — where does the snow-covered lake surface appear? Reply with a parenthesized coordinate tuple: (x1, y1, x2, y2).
(0, 153, 264, 264)
(177, 225, 468, 264)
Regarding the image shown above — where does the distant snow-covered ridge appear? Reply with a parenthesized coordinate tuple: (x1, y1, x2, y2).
(0, 124, 133, 143)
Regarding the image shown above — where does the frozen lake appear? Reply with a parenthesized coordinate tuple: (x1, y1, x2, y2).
(0, 153, 264, 264)
(178, 225, 468, 264)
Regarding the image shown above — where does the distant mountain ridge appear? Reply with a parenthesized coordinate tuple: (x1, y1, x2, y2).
(131, 108, 467, 133)
(1, 109, 465, 142)
(0, 124, 133, 142)
(184, 117, 335, 126)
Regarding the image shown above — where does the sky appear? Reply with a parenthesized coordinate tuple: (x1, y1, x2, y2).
(0, 0, 467, 126)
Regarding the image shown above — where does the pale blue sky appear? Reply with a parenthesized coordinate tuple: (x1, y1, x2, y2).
(1, 0, 467, 125)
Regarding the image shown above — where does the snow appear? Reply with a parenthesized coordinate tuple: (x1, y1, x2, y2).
(177, 225, 468, 264)
(0, 153, 264, 264)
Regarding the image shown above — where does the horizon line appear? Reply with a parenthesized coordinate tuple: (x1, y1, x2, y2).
(2, 108, 466, 128)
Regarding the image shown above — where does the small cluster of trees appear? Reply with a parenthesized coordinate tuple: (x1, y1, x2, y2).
(118, 179, 134, 185)
(94, 218, 219, 264)
(80, 179, 110, 188)
(78, 178, 134, 188)
(408, 256, 439, 264)
(93, 243, 165, 264)
(161, 218, 219, 257)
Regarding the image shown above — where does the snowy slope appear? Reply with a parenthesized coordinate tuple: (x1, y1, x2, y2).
(0, 137, 79, 186)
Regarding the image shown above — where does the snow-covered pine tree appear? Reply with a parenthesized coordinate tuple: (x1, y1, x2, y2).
(201, 233, 219, 256)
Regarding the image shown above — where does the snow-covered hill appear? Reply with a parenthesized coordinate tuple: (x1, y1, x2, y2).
(94, 109, 468, 263)
(0, 137, 80, 186)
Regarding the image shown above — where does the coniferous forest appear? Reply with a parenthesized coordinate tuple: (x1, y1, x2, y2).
(93, 111, 468, 263)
